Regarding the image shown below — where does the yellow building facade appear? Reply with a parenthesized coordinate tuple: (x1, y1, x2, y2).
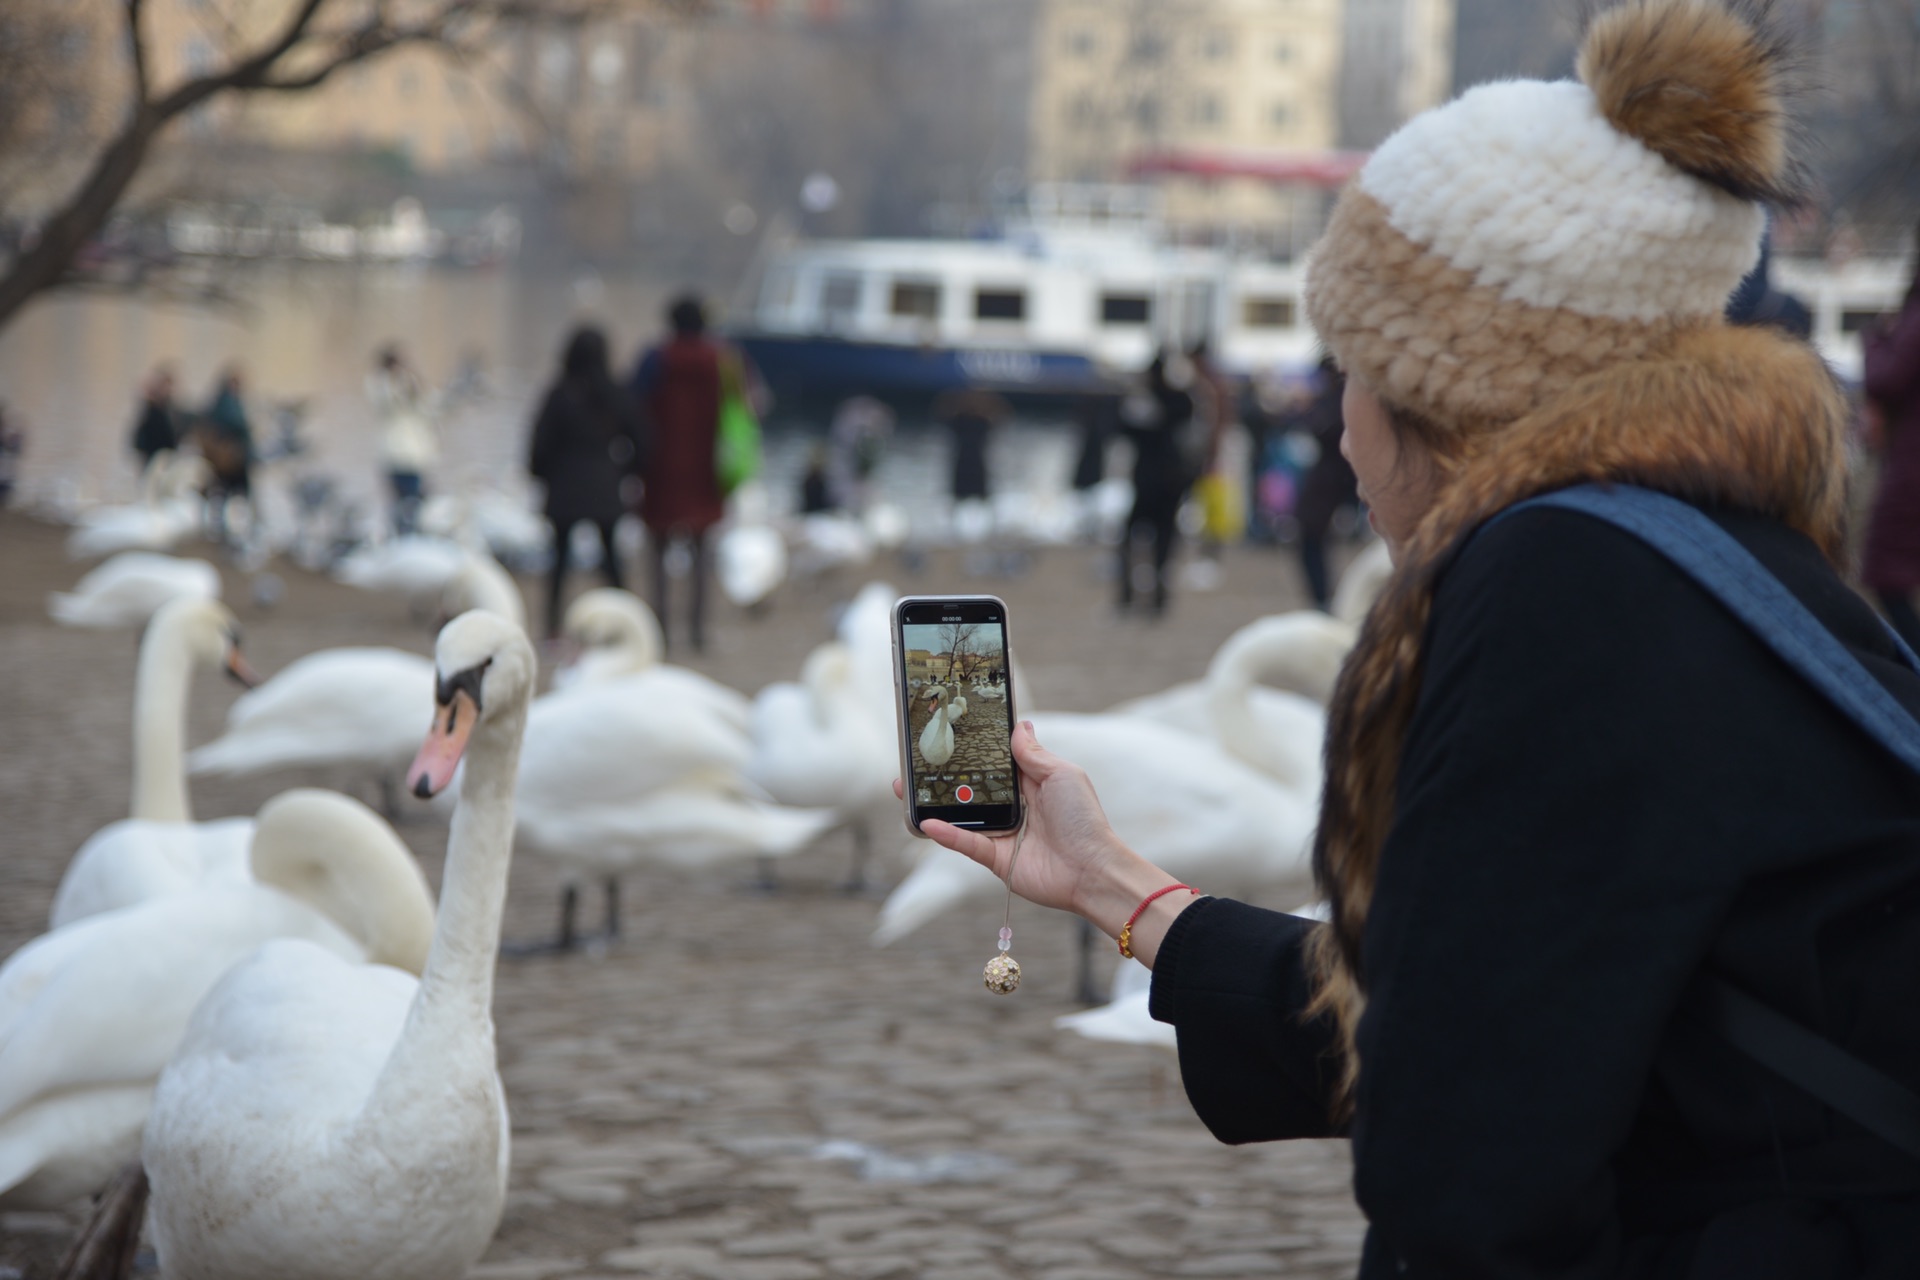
(1028, 0, 1346, 245)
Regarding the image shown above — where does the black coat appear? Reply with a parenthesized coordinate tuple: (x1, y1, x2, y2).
(1151, 505, 1920, 1279)
(528, 379, 643, 528)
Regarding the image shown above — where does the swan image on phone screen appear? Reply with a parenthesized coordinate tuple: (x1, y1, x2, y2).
(902, 621, 1014, 807)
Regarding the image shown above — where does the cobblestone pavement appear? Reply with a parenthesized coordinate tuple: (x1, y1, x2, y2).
(0, 509, 1367, 1279)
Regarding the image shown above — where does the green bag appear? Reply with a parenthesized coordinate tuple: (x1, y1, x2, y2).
(716, 354, 762, 497)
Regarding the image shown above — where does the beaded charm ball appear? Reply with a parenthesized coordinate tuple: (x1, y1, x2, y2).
(983, 952, 1022, 995)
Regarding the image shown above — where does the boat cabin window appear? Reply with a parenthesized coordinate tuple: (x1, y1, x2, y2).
(890, 279, 942, 320)
(974, 288, 1027, 323)
(1100, 293, 1152, 325)
(1842, 308, 1891, 334)
(820, 272, 864, 324)
(1242, 296, 1296, 329)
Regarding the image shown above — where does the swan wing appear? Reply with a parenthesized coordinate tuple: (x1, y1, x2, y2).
(49, 554, 219, 629)
(189, 649, 435, 776)
(518, 787, 837, 872)
(0, 1084, 152, 1208)
(51, 817, 255, 928)
(0, 888, 362, 1125)
(517, 678, 752, 805)
(872, 846, 1001, 945)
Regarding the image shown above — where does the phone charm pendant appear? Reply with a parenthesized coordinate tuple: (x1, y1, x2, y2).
(984, 927, 1021, 994)
(983, 826, 1025, 995)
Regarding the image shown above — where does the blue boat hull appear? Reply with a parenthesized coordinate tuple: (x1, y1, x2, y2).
(729, 331, 1111, 415)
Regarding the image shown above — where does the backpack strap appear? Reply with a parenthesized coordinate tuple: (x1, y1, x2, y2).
(1492, 483, 1920, 1161)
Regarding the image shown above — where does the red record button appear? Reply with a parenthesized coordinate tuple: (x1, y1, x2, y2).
(955, 785, 974, 803)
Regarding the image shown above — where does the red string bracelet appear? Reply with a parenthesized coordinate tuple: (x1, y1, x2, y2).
(1117, 883, 1197, 959)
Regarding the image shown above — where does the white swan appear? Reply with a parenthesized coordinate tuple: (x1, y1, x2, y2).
(50, 597, 259, 927)
(916, 685, 964, 768)
(187, 647, 437, 806)
(510, 662, 832, 945)
(48, 552, 220, 630)
(0, 790, 434, 1209)
(144, 614, 532, 1280)
(873, 711, 1317, 946)
(65, 453, 209, 560)
(549, 591, 750, 735)
(716, 523, 788, 609)
(1055, 959, 1172, 1049)
(333, 535, 471, 598)
(1331, 537, 1395, 627)
(1112, 613, 1343, 792)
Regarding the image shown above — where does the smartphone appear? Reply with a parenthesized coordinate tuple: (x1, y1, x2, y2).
(892, 594, 1022, 836)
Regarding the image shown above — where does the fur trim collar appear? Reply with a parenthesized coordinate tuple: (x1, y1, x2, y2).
(1308, 323, 1850, 1104)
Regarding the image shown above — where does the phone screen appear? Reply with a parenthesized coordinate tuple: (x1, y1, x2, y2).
(895, 596, 1021, 833)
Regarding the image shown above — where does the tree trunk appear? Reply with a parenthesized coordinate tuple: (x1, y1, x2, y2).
(0, 111, 163, 330)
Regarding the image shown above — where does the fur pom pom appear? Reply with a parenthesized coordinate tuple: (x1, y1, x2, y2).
(1577, 0, 1797, 202)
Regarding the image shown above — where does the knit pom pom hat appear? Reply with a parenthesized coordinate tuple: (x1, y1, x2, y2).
(1305, 0, 1798, 435)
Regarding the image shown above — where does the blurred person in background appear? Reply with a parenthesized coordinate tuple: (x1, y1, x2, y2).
(632, 295, 725, 654)
(1070, 388, 1117, 495)
(1187, 339, 1234, 564)
(529, 325, 644, 638)
(1291, 354, 1358, 611)
(938, 387, 1006, 508)
(197, 366, 254, 543)
(1861, 221, 1920, 650)
(828, 394, 894, 512)
(368, 344, 438, 536)
(0, 403, 23, 507)
(131, 365, 180, 472)
(1117, 349, 1199, 616)
(1725, 231, 1813, 340)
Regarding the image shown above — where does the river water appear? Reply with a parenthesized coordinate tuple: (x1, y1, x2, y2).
(0, 264, 1079, 532)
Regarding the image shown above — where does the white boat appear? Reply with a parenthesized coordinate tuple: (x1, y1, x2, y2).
(1773, 254, 1911, 385)
(730, 185, 1319, 409)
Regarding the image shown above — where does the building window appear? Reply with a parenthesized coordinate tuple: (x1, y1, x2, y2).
(821, 272, 864, 322)
(1275, 39, 1294, 64)
(890, 280, 941, 320)
(1066, 93, 1099, 128)
(974, 288, 1026, 322)
(1129, 30, 1167, 63)
(1065, 29, 1096, 57)
(1100, 294, 1152, 325)
(1201, 30, 1232, 60)
(1269, 101, 1294, 130)
(1242, 297, 1296, 329)
(1134, 94, 1162, 130)
(1191, 95, 1222, 127)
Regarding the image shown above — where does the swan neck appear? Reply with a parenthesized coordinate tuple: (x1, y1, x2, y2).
(422, 697, 524, 1012)
(1205, 665, 1280, 781)
(131, 622, 194, 822)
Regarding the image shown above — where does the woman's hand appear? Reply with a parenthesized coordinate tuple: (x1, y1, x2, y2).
(902, 722, 1191, 958)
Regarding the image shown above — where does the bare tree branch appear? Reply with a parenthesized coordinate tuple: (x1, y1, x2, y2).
(124, 0, 149, 102)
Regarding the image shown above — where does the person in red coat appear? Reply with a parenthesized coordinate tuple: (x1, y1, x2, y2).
(631, 295, 725, 652)
(1861, 223, 1920, 650)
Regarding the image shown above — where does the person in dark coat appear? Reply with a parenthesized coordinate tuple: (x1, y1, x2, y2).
(1117, 350, 1198, 615)
(632, 296, 725, 653)
(915, 7, 1920, 1276)
(1860, 223, 1920, 651)
(131, 365, 180, 471)
(936, 388, 1005, 506)
(528, 325, 644, 637)
(1290, 355, 1358, 610)
(197, 366, 253, 544)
